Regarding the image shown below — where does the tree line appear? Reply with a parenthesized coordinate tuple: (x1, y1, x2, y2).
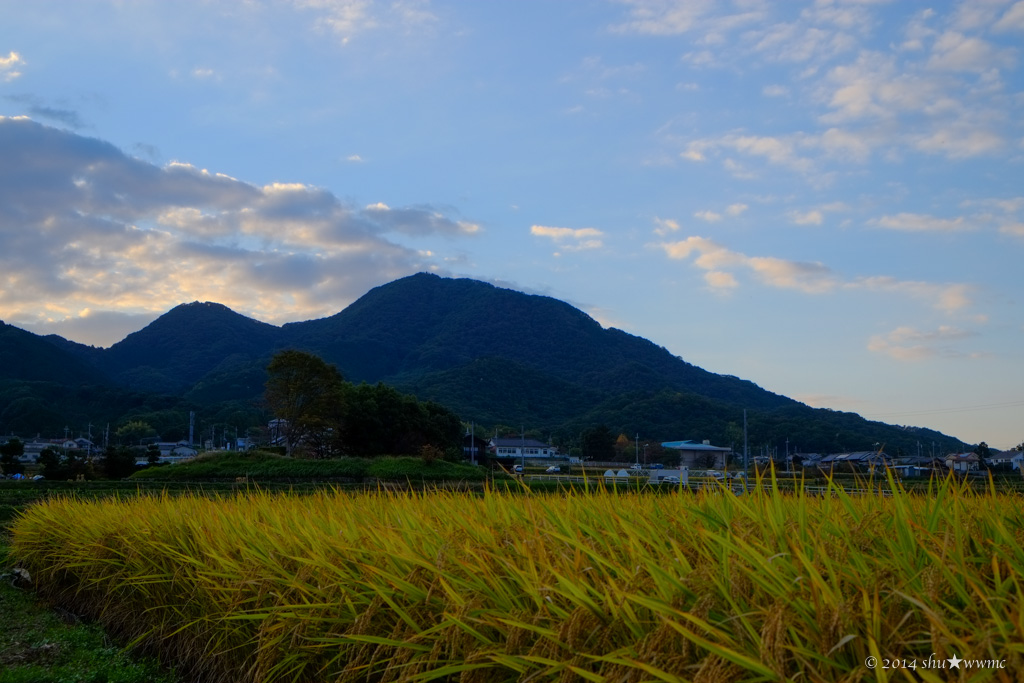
(264, 350, 463, 459)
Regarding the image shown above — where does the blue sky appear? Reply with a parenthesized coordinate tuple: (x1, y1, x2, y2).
(1, 0, 1022, 448)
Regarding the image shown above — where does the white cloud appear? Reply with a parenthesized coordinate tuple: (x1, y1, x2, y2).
(704, 270, 738, 289)
(994, 1, 1024, 32)
(687, 133, 815, 174)
(1000, 222, 1024, 237)
(694, 209, 722, 222)
(290, 0, 436, 43)
(346, 154, 364, 162)
(292, 0, 377, 43)
(680, 146, 706, 162)
(0, 118, 480, 341)
(659, 236, 838, 293)
(854, 277, 972, 313)
(788, 209, 824, 226)
(610, 0, 715, 36)
(531, 225, 604, 251)
(0, 51, 24, 82)
(869, 213, 973, 232)
(762, 84, 789, 97)
(659, 235, 974, 310)
(927, 31, 1015, 73)
(867, 325, 978, 361)
(913, 127, 1004, 158)
(725, 203, 748, 216)
(652, 216, 680, 235)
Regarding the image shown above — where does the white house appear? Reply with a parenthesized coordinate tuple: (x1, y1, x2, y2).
(489, 437, 558, 459)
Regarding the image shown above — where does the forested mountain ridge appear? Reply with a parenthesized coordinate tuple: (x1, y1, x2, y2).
(0, 273, 968, 453)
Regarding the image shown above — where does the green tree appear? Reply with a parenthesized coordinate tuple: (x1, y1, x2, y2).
(116, 420, 157, 446)
(102, 445, 137, 480)
(38, 448, 63, 479)
(264, 350, 346, 457)
(0, 437, 25, 475)
(974, 441, 991, 469)
(581, 425, 616, 461)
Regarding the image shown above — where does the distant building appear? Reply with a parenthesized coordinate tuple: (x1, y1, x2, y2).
(818, 451, 892, 471)
(661, 440, 733, 469)
(489, 437, 558, 460)
(463, 433, 489, 463)
(945, 452, 979, 473)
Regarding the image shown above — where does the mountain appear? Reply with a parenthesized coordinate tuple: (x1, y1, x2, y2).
(103, 301, 282, 392)
(0, 320, 108, 385)
(5, 273, 968, 453)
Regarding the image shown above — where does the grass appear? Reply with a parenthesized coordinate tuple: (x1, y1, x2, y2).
(0, 543, 179, 683)
(128, 451, 499, 484)
(8, 473, 1024, 681)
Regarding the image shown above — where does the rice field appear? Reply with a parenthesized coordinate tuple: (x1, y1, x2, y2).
(8, 477, 1024, 682)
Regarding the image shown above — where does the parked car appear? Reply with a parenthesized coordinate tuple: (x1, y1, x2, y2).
(630, 463, 644, 470)
(545, 465, 561, 473)
(649, 463, 664, 469)
(727, 471, 746, 480)
(705, 470, 724, 480)
(512, 465, 524, 473)
(663, 476, 679, 483)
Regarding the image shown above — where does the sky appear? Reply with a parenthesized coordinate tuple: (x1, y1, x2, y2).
(1, 0, 1022, 449)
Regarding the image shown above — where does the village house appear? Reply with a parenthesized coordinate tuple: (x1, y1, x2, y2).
(660, 440, 733, 469)
(488, 437, 558, 460)
(945, 452, 980, 473)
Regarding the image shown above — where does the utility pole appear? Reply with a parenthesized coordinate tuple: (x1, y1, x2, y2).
(743, 409, 749, 472)
(521, 426, 526, 472)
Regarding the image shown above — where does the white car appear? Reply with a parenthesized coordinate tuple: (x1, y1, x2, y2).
(705, 470, 724, 480)
(512, 465, 524, 473)
(630, 463, 644, 470)
(545, 465, 561, 473)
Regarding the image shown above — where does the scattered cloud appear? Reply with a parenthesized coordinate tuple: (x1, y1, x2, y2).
(693, 209, 722, 222)
(853, 277, 972, 314)
(0, 51, 24, 82)
(994, 1, 1024, 32)
(652, 216, 680, 236)
(290, 0, 437, 44)
(867, 325, 979, 361)
(609, 0, 714, 36)
(659, 236, 838, 294)
(926, 31, 1015, 73)
(659, 235, 973, 311)
(869, 213, 973, 232)
(788, 209, 824, 226)
(762, 84, 789, 97)
(0, 117, 479, 344)
(725, 203, 748, 216)
(346, 154, 364, 162)
(3, 94, 85, 129)
(531, 225, 604, 253)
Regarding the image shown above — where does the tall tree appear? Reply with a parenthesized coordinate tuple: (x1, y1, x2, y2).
(974, 441, 991, 469)
(264, 350, 345, 457)
(0, 437, 25, 476)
